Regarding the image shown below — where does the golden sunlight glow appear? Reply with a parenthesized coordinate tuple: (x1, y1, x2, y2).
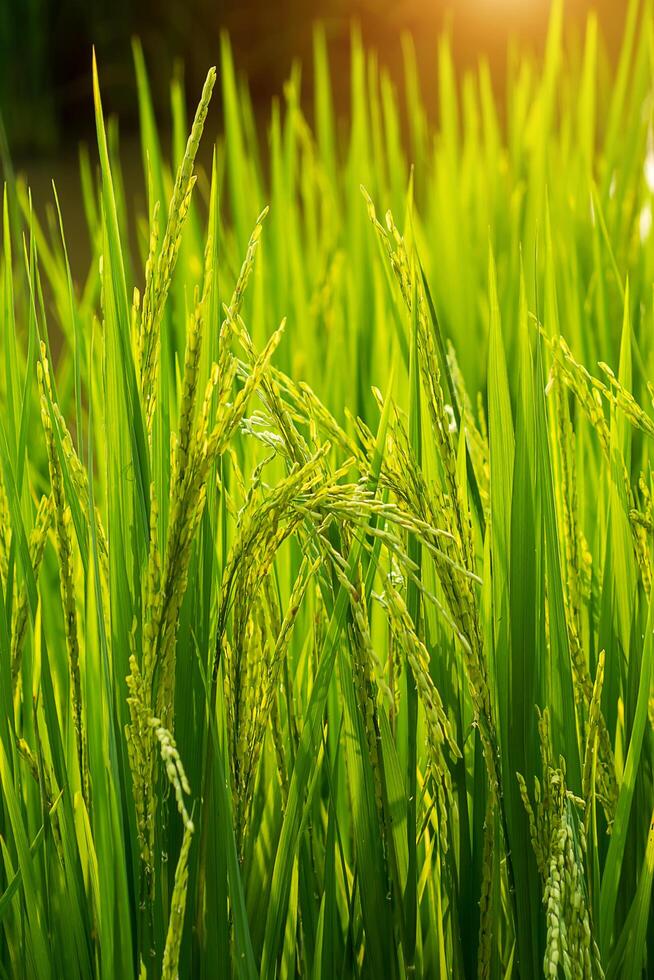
(470, 0, 550, 12)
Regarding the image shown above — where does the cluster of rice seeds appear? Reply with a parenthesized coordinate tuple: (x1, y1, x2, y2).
(363, 398, 499, 829)
(630, 474, 654, 533)
(126, 316, 285, 892)
(598, 360, 654, 440)
(137, 67, 216, 430)
(550, 339, 654, 818)
(597, 363, 654, 587)
(32, 344, 110, 606)
(552, 335, 652, 594)
(233, 326, 316, 472)
(16, 727, 62, 861)
(224, 207, 269, 326)
(11, 493, 53, 690)
(214, 383, 423, 845)
(381, 572, 461, 848)
(44, 379, 111, 638)
(126, 635, 157, 896)
(553, 369, 584, 638)
(518, 710, 602, 979)
(346, 562, 386, 827)
(217, 453, 328, 844)
(477, 795, 497, 980)
(224, 218, 354, 482)
(124, 482, 164, 897)
(49, 396, 107, 558)
(37, 345, 90, 807)
(552, 371, 618, 820)
(172, 283, 209, 481)
(270, 367, 364, 465)
(151, 719, 193, 832)
(517, 710, 559, 877)
(543, 808, 601, 980)
(258, 573, 291, 802)
(233, 598, 270, 843)
(160, 820, 194, 980)
(155, 277, 283, 725)
(582, 652, 606, 830)
(259, 561, 315, 799)
(361, 191, 502, 803)
(152, 722, 194, 980)
(548, 336, 611, 459)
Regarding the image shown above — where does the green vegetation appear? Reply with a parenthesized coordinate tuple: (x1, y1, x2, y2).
(2, 0, 654, 975)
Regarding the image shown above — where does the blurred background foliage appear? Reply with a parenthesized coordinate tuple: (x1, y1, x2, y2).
(0, 0, 632, 282)
(0, 0, 630, 156)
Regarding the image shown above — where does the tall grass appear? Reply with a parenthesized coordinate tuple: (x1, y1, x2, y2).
(2, 0, 654, 975)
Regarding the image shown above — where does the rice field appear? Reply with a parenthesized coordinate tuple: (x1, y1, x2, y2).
(1, 0, 654, 976)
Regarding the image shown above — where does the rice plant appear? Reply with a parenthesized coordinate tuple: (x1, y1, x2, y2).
(2, 0, 654, 975)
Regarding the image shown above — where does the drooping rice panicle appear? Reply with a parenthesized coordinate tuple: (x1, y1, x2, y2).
(11, 494, 53, 689)
(477, 796, 496, 980)
(161, 820, 194, 980)
(381, 571, 461, 848)
(37, 344, 90, 807)
(151, 719, 193, 831)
